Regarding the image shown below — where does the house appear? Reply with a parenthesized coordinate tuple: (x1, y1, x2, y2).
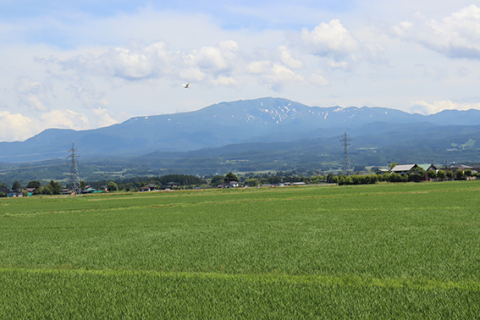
(26, 188, 36, 194)
(375, 168, 390, 175)
(390, 164, 417, 175)
(62, 189, 75, 195)
(417, 164, 437, 181)
(0, 187, 23, 197)
(146, 184, 157, 191)
(447, 164, 473, 173)
(159, 182, 179, 190)
(82, 188, 96, 194)
(417, 164, 437, 172)
(228, 181, 239, 188)
(0, 187, 11, 195)
(166, 182, 179, 188)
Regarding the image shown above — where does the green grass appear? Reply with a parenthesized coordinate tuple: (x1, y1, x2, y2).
(1, 182, 480, 318)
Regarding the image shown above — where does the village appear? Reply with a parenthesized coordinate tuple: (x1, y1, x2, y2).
(1, 162, 478, 198)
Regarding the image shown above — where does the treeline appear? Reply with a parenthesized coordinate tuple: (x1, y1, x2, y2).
(86, 174, 207, 191)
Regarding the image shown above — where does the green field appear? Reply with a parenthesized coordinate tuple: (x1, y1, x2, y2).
(1, 182, 480, 318)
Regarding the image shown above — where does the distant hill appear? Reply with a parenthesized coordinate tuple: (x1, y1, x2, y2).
(1, 97, 480, 163)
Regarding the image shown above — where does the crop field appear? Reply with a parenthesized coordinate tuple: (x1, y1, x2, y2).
(1, 181, 480, 318)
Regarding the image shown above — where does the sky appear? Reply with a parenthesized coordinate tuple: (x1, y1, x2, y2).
(0, 0, 479, 142)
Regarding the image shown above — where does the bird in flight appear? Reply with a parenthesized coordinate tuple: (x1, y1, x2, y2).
(183, 82, 190, 88)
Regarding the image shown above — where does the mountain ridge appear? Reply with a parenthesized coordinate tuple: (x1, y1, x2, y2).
(1, 97, 480, 163)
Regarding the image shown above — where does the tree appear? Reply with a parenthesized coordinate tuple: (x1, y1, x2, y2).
(33, 187, 44, 195)
(269, 176, 282, 184)
(465, 169, 472, 178)
(210, 175, 225, 186)
(437, 170, 446, 181)
(427, 170, 437, 180)
(224, 172, 239, 182)
(259, 178, 269, 184)
(446, 170, 453, 179)
(44, 180, 62, 195)
(326, 173, 335, 183)
(244, 178, 259, 187)
(0, 183, 6, 188)
(390, 162, 398, 169)
(80, 180, 86, 191)
(408, 167, 426, 182)
(12, 181, 22, 190)
(107, 181, 118, 192)
(27, 180, 42, 189)
(455, 169, 464, 180)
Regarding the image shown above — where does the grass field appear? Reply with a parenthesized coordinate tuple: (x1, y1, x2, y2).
(1, 182, 480, 318)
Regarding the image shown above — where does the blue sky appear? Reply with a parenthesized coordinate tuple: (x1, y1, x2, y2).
(0, 0, 479, 141)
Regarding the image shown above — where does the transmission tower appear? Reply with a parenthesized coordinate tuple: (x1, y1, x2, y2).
(67, 143, 80, 194)
(340, 132, 351, 174)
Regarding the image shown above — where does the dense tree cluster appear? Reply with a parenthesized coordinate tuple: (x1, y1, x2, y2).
(86, 174, 207, 191)
(33, 180, 63, 195)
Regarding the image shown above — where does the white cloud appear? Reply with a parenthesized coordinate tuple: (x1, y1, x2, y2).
(211, 76, 238, 86)
(0, 107, 120, 141)
(301, 19, 358, 57)
(278, 46, 304, 69)
(308, 72, 330, 86)
(15, 77, 51, 111)
(393, 5, 480, 59)
(61, 45, 156, 80)
(0, 111, 34, 141)
(67, 80, 109, 109)
(92, 108, 119, 128)
(266, 64, 305, 90)
(187, 46, 230, 71)
(40, 109, 90, 130)
(411, 100, 480, 115)
(247, 60, 272, 74)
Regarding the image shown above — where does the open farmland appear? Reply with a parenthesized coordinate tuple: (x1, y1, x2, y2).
(1, 182, 480, 318)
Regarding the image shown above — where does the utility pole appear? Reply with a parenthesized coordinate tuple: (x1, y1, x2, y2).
(67, 143, 80, 196)
(340, 132, 351, 175)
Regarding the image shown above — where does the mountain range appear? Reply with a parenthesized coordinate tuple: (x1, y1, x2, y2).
(1, 97, 479, 168)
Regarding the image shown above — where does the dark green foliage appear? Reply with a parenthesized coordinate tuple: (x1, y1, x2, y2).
(408, 166, 426, 182)
(11, 181, 21, 190)
(335, 174, 378, 185)
(26, 180, 42, 189)
(33, 180, 62, 195)
(107, 181, 118, 192)
(224, 172, 238, 182)
(210, 175, 225, 186)
(46, 181, 62, 195)
(244, 178, 259, 186)
(88, 174, 207, 190)
(456, 169, 464, 180)
(437, 170, 446, 180)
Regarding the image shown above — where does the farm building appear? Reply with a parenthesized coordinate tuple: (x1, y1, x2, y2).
(390, 164, 417, 175)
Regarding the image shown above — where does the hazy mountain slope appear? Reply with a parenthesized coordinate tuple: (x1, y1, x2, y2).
(2, 97, 480, 163)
